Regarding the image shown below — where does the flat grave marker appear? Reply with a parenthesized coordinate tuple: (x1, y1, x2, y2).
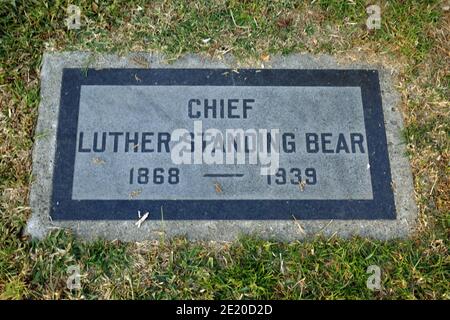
(27, 53, 417, 241)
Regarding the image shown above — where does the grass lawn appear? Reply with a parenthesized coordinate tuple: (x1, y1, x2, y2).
(0, 0, 448, 299)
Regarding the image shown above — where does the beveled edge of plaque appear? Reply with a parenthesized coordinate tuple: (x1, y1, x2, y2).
(26, 52, 418, 241)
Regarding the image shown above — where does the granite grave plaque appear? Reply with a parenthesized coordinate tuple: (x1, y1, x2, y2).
(53, 68, 394, 220)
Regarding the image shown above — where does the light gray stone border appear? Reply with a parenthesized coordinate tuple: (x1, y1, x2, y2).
(26, 52, 417, 241)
